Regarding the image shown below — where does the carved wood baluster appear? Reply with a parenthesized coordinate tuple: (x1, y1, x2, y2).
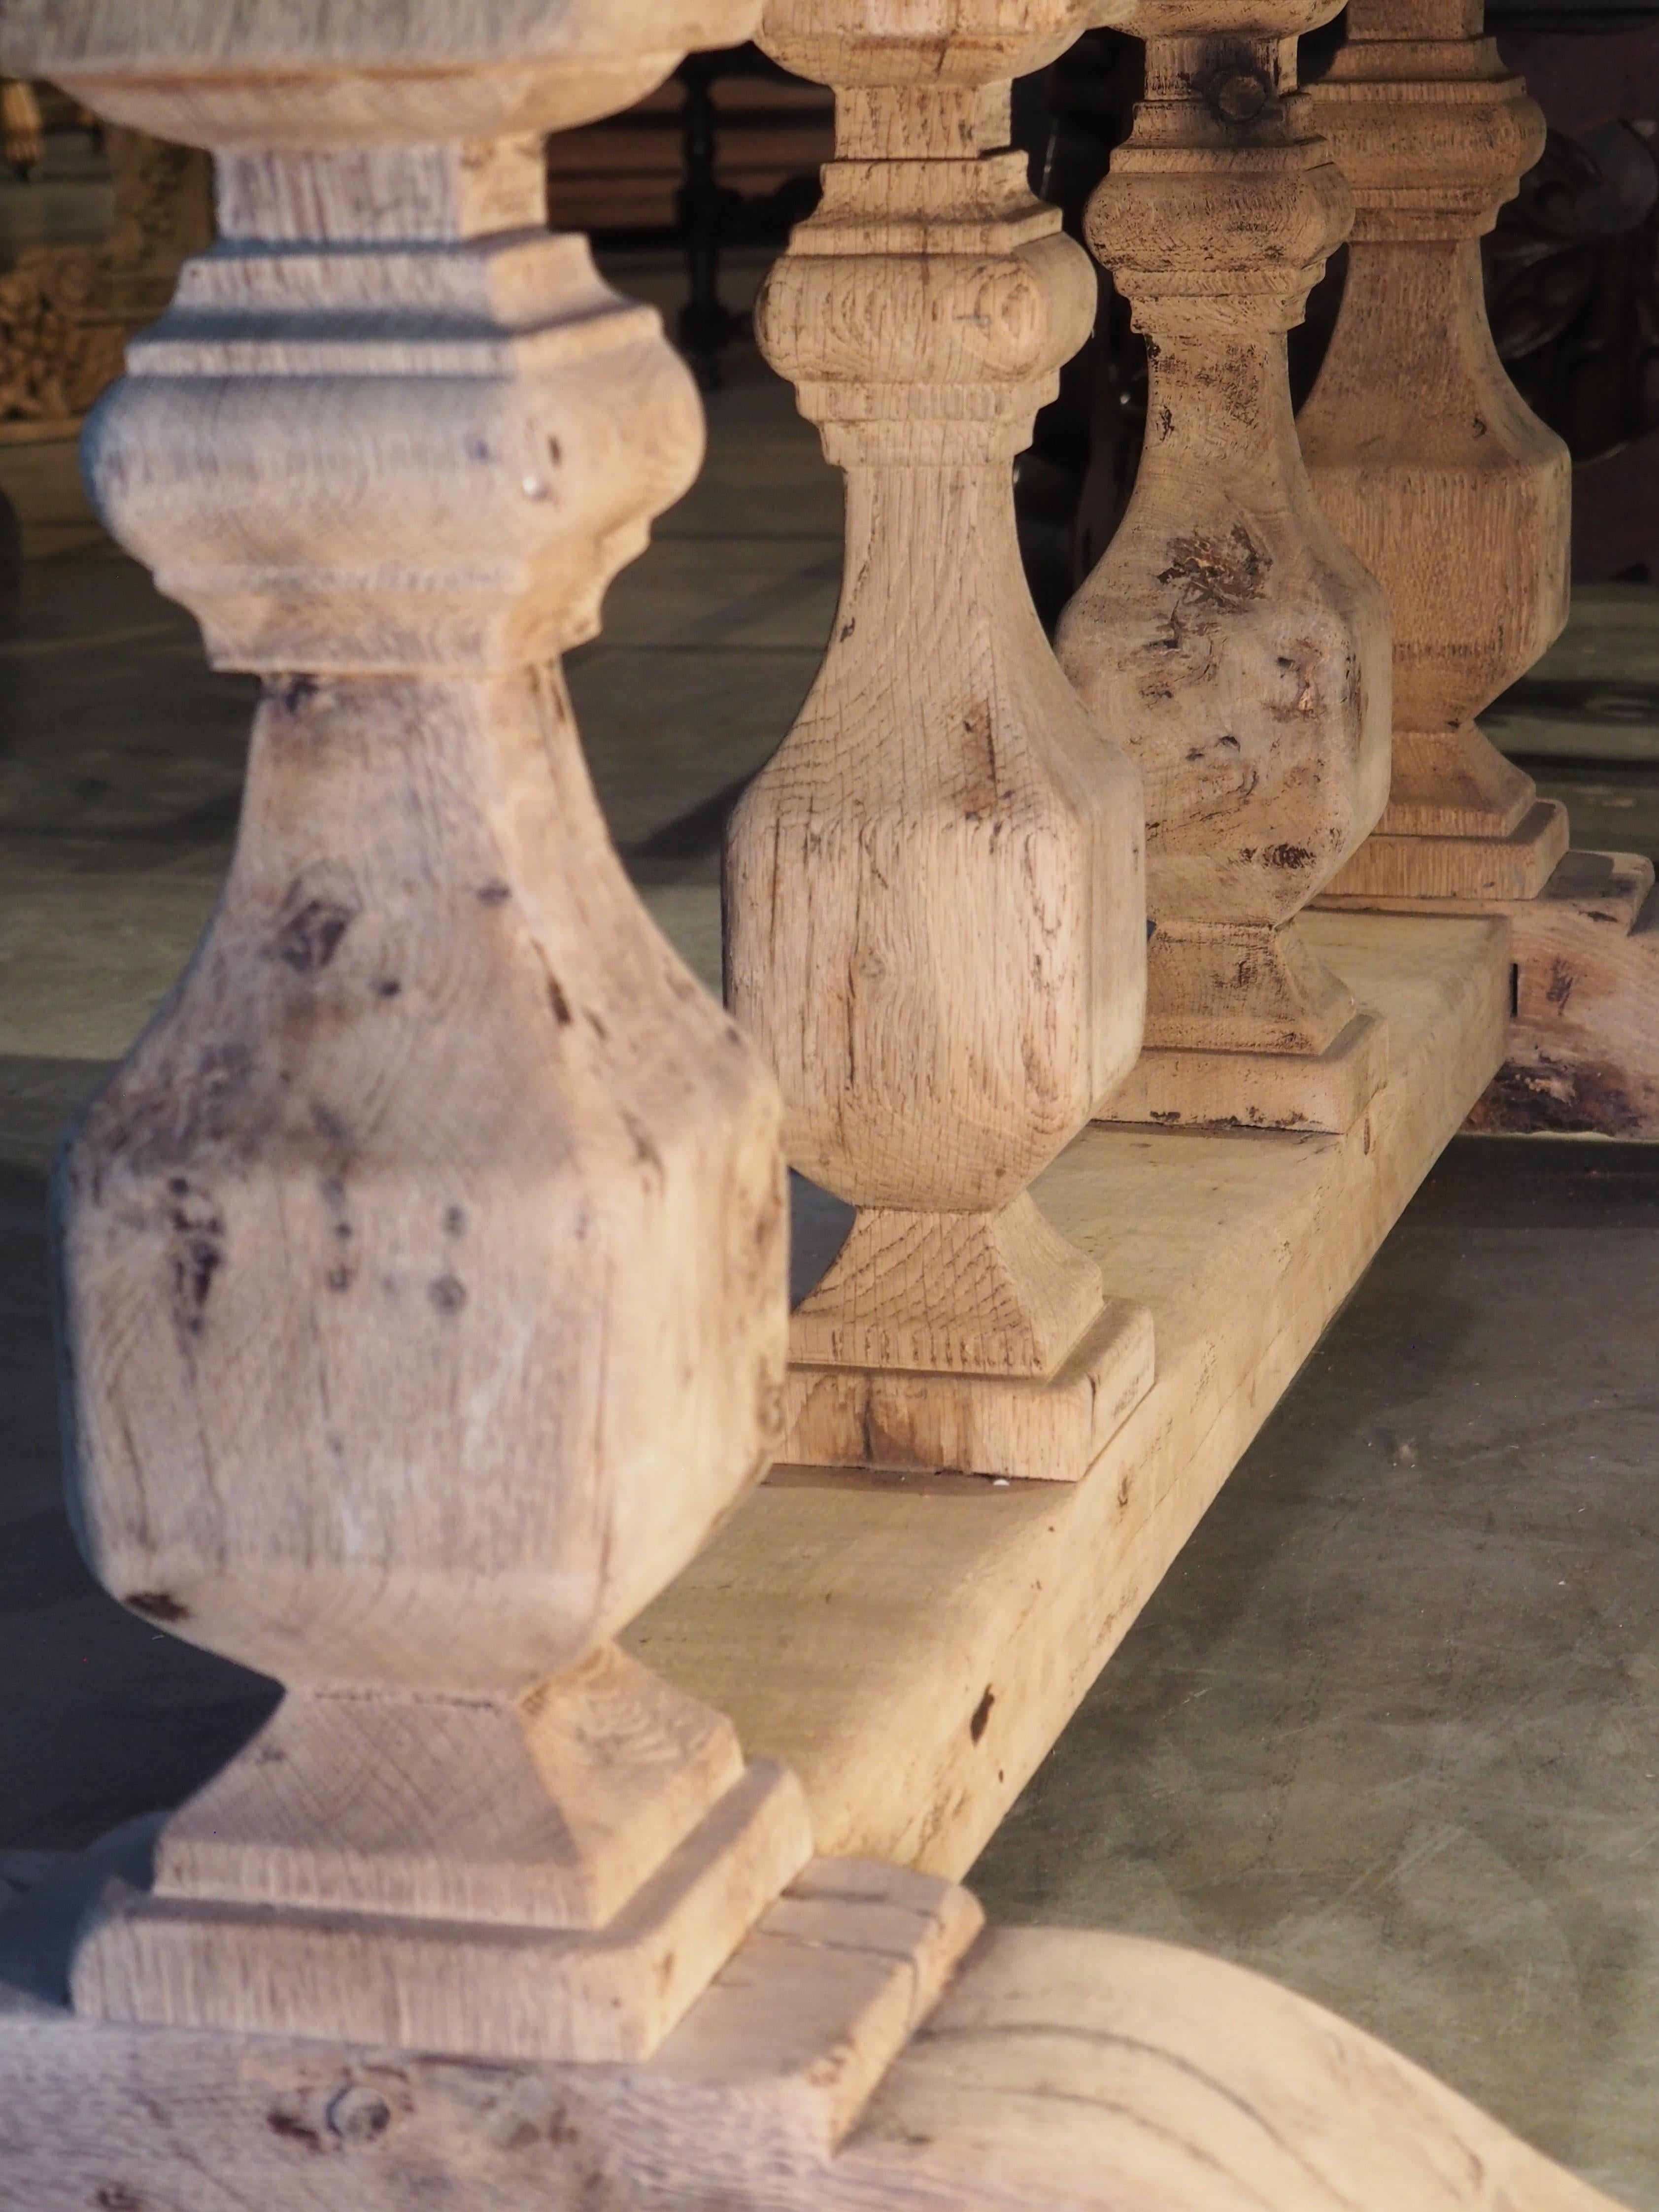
(1058, 4, 1394, 1132)
(1299, 0, 1571, 906)
(727, 0, 1153, 1479)
(24, 0, 817, 2064)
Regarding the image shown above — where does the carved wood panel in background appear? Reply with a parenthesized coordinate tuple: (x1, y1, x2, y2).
(0, 114, 208, 428)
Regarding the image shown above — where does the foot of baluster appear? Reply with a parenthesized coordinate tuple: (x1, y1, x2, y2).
(1110, 916, 1388, 1132)
(76, 1758, 813, 2065)
(782, 1294, 1154, 1485)
(790, 1198, 1106, 1382)
(1099, 1010, 1389, 1135)
(1320, 799, 1570, 905)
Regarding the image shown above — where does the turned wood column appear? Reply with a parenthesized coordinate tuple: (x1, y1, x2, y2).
(1058, 3, 1394, 1130)
(727, 0, 1152, 1474)
(1300, 0, 1571, 905)
(17, 0, 815, 2064)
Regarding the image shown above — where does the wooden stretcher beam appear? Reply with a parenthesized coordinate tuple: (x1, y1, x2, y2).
(632, 910, 1510, 1877)
(0, 1863, 1619, 2212)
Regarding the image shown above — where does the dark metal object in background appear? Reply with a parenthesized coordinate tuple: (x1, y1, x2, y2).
(0, 486, 20, 631)
(1015, 30, 1146, 630)
(676, 51, 744, 391)
(1487, 126, 1659, 461)
(670, 46, 833, 391)
(1484, 7, 1659, 576)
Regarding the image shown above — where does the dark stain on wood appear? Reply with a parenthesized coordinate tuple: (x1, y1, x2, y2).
(271, 674, 319, 715)
(167, 1190, 225, 1336)
(1157, 524, 1269, 616)
(271, 893, 355, 975)
(1545, 958, 1576, 1011)
(1469, 1055, 1644, 1137)
(124, 1590, 190, 1623)
(266, 2106, 324, 2152)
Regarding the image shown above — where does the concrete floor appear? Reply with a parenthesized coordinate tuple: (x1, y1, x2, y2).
(5, 261, 1659, 2204)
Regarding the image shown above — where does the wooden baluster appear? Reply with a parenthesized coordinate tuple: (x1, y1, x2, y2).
(28, 0, 823, 2063)
(1297, 1, 1659, 1140)
(728, 0, 1154, 1484)
(1058, 4, 1395, 1134)
(1299, 0, 1571, 905)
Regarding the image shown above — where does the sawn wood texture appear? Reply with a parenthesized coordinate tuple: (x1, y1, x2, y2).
(1300, 0, 1571, 903)
(0, 1890, 1620, 2212)
(0, 0, 832, 2070)
(1058, 0, 1393, 1129)
(634, 912, 1509, 1873)
(724, 0, 1153, 1473)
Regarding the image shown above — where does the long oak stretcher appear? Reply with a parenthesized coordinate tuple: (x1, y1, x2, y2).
(634, 912, 1510, 1875)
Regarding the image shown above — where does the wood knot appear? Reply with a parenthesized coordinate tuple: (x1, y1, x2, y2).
(1211, 69, 1269, 124)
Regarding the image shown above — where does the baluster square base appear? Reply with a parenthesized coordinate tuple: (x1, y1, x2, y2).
(1098, 1010, 1390, 1136)
(1319, 800, 1570, 906)
(71, 1763, 813, 2066)
(781, 1295, 1155, 1486)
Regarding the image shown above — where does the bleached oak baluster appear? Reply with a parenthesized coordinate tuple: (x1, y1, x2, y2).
(1059, 2, 1395, 1134)
(727, 0, 1154, 1485)
(1300, 0, 1571, 905)
(1296, 0, 1659, 1140)
(25, 0, 829, 2066)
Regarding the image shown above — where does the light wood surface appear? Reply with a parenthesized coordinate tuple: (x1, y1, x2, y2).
(77, 1764, 813, 2064)
(724, 0, 1152, 1474)
(1102, 1008, 1388, 1131)
(1300, 0, 1572, 903)
(1058, 2, 1392, 1124)
(784, 1289, 1157, 1484)
(10, 0, 837, 2068)
(828, 1926, 1623, 2212)
(0, 1898, 1620, 2212)
(638, 912, 1509, 1871)
(0, 0, 757, 142)
(0, 3, 1600, 2200)
(0, 1853, 987, 2205)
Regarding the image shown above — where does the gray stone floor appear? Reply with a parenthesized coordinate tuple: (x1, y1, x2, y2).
(6, 271, 1659, 2205)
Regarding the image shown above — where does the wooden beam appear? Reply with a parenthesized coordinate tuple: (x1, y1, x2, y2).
(0, 1891, 1620, 2212)
(631, 911, 1510, 1875)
